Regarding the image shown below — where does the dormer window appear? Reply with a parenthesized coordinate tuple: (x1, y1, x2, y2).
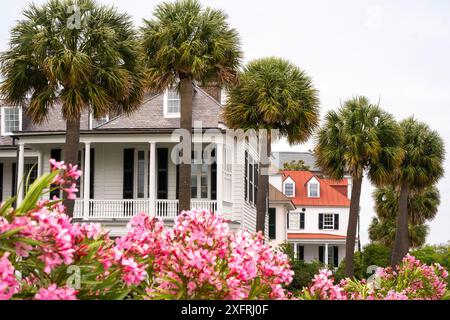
(283, 176, 295, 197)
(90, 113, 109, 129)
(1, 107, 22, 136)
(307, 177, 320, 198)
(164, 88, 180, 118)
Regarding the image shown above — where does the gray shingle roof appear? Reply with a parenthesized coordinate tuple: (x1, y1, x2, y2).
(271, 151, 320, 172)
(0, 86, 223, 146)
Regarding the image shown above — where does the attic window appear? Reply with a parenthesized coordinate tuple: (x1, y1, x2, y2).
(164, 88, 180, 117)
(308, 182, 319, 198)
(90, 113, 109, 129)
(1, 107, 22, 136)
(283, 182, 295, 197)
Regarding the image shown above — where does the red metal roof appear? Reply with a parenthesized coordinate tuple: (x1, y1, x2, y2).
(282, 171, 350, 207)
(288, 233, 347, 240)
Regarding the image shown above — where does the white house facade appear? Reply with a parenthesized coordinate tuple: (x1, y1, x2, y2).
(269, 168, 354, 268)
(0, 85, 260, 236)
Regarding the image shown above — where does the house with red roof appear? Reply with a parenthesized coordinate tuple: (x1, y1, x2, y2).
(269, 169, 354, 268)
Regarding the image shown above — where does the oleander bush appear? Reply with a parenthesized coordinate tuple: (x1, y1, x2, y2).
(299, 254, 448, 300)
(0, 160, 294, 300)
(0, 160, 448, 300)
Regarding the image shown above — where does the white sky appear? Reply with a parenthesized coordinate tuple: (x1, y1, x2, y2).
(1, 0, 449, 245)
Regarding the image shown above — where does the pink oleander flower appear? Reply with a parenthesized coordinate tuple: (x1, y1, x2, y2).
(0, 253, 20, 300)
(34, 284, 77, 300)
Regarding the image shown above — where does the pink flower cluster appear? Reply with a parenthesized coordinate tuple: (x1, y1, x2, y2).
(34, 284, 77, 300)
(0, 253, 20, 300)
(301, 254, 448, 300)
(308, 269, 346, 300)
(49, 159, 82, 200)
(109, 210, 294, 299)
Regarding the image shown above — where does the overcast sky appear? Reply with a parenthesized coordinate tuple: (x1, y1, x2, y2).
(1, 0, 449, 245)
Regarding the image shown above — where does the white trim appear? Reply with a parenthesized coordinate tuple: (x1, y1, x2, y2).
(163, 88, 180, 118)
(89, 113, 109, 130)
(283, 176, 295, 197)
(1, 106, 22, 136)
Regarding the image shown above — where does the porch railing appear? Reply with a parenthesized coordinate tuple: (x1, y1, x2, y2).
(74, 199, 217, 221)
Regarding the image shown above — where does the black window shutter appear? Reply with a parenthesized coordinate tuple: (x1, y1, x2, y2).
(253, 163, 258, 205)
(249, 161, 254, 204)
(297, 245, 304, 261)
(333, 246, 339, 267)
(123, 149, 134, 199)
(318, 213, 324, 230)
(0, 163, 3, 202)
(211, 149, 217, 200)
(286, 213, 290, 229)
(11, 162, 16, 198)
(244, 151, 248, 201)
(319, 246, 324, 264)
(50, 149, 62, 199)
(157, 148, 168, 199)
(268, 208, 276, 239)
(300, 212, 305, 229)
(334, 213, 339, 230)
(90, 148, 95, 199)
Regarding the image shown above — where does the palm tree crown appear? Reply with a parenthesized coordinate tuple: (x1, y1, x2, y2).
(141, 0, 242, 89)
(397, 117, 445, 188)
(223, 57, 320, 143)
(315, 96, 404, 182)
(0, 0, 145, 122)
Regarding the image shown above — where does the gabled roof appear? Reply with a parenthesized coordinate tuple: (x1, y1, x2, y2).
(282, 170, 350, 207)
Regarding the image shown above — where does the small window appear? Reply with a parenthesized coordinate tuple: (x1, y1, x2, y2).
(90, 113, 109, 129)
(287, 212, 304, 230)
(1, 107, 22, 136)
(323, 213, 335, 230)
(308, 183, 319, 198)
(164, 88, 180, 117)
(284, 182, 294, 197)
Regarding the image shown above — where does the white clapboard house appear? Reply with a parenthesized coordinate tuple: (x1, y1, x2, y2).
(0, 85, 261, 236)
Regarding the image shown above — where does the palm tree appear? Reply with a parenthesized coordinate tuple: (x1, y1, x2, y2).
(369, 217, 429, 248)
(0, 0, 145, 216)
(391, 118, 445, 266)
(223, 57, 320, 233)
(314, 96, 404, 277)
(141, 0, 242, 212)
(369, 185, 440, 248)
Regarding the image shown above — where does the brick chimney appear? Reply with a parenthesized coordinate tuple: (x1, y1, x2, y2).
(198, 83, 222, 103)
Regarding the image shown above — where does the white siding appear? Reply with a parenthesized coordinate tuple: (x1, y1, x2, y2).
(288, 206, 349, 237)
(268, 204, 288, 248)
(94, 144, 123, 199)
(1, 158, 15, 200)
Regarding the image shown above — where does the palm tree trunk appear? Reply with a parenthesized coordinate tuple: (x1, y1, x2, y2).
(391, 182, 410, 267)
(256, 134, 271, 234)
(345, 175, 363, 277)
(63, 113, 81, 217)
(178, 76, 193, 212)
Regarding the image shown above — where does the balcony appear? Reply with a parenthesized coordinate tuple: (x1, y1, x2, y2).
(73, 199, 218, 221)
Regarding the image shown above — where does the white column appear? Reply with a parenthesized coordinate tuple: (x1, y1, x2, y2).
(16, 142, 25, 205)
(37, 149, 43, 178)
(149, 142, 156, 215)
(324, 243, 329, 267)
(83, 142, 91, 220)
(216, 142, 224, 214)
